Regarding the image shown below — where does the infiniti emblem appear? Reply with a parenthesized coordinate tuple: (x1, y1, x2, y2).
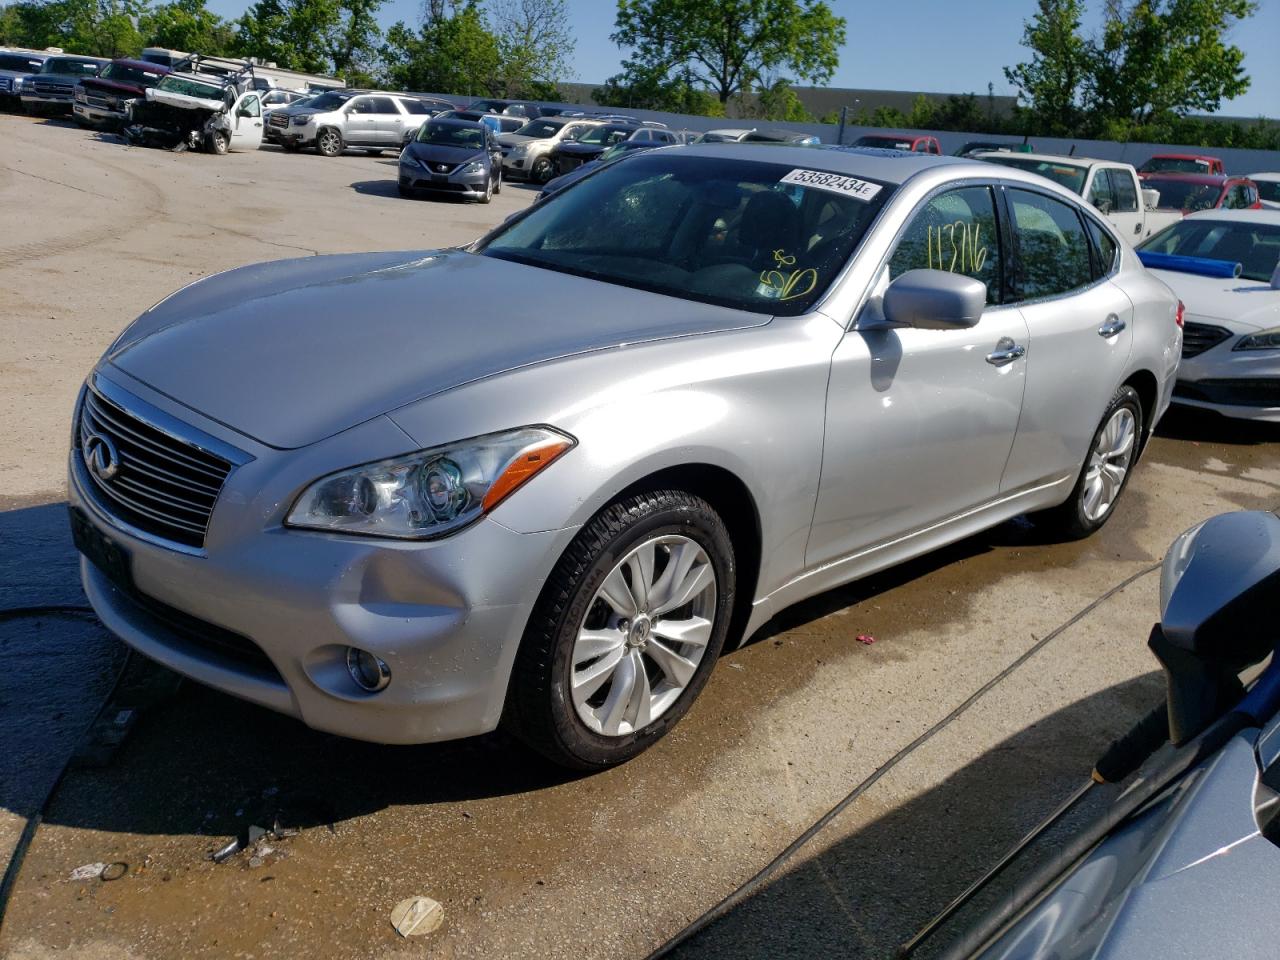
(83, 431, 119, 481)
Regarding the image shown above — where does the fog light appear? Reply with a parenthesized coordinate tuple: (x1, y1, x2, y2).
(346, 647, 391, 692)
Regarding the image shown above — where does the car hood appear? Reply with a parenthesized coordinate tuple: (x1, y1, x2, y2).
(404, 142, 485, 166)
(1148, 270, 1280, 330)
(499, 133, 538, 147)
(107, 250, 769, 449)
(81, 76, 148, 97)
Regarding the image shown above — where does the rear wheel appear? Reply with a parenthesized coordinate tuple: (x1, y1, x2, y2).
(316, 127, 343, 157)
(505, 490, 735, 769)
(531, 156, 553, 184)
(1036, 385, 1143, 540)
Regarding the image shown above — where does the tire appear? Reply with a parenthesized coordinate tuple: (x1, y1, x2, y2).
(504, 490, 736, 769)
(494, 168, 502, 194)
(1036, 385, 1143, 540)
(479, 172, 493, 204)
(531, 156, 553, 184)
(206, 130, 228, 155)
(316, 127, 343, 157)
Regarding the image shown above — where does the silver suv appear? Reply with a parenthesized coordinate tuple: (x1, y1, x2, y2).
(265, 89, 436, 156)
(500, 116, 602, 183)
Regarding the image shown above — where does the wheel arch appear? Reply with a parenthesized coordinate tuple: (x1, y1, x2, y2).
(1123, 368, 1159, 454)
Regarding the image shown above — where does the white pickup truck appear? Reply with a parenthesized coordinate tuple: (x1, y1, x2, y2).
(976, 152, 1183, 241)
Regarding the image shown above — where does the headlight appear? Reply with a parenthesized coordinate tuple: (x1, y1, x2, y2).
(400, 153, 425, 170)
(286, 426, 575, 539)
(510, 143, 529, 156)
(292, 114, 313, 125)
(461, 160, 485, 175)
(74, 87, 86, 102)
(1234, 327, 1280, 351)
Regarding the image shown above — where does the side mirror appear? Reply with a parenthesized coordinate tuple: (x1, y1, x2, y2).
(1142, 187, 1161, 210)
(1153, 510, 1280, 742)
(882, 269, 986, 330)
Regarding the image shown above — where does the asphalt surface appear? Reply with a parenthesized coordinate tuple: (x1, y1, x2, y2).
(1, 112, 1278, 960)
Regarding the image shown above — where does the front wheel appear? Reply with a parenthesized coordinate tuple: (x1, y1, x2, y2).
(479, 172, 493, 204)
(531, 156, 553, 184)
(316, 127, 343, 157)
(505, 490, 736, 769)
(1036, 385, 1143, 540)
(493, 168, 502, 195)
(206, 129, 228, 155)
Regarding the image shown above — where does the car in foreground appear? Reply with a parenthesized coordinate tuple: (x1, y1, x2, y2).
(0, 49, 49, 105)
(19, 54, 106, 114)
(73, 58, 170, 129)
(499, 115, 602, 183)
(536, 138, 666, 199)
(264, 89, 432, 156)
(1142, 173, 1261, 213)
(1136, 210, 1280, 421)
(853, 132, 942, 153)
(1139, 152, 1225, 176)
(397, 117, 502, 202)
(976, 152, 1181, 240)
(69, 146, 1179, 768)
(1251, 172, 1280, 210)
(549, 122, 640, 174)
(910, 509, 1280, 959)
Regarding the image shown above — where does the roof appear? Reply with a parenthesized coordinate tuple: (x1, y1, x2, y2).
(1141, 172, 1237, 185)
(1184, 209, 1280, 225)
(975, 151, 1112, 167)
(676, 143, 974, 186)
(1148, 152, 1221, 160)
(111, 58, 171, 72)
(1248, 172, 1280, 182)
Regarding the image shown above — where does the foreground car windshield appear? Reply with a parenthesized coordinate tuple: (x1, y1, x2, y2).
(1140, 219, 1280, 281)
(1145, 178, 1220, 211)
(478, 154, 892, 315)
(416, 123, 484, 148)
(100, 63, 164, 85)
(984, 156, 1087, 193)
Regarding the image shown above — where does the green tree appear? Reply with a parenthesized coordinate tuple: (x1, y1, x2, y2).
(1089, 0, 1254, 131)
(327, 0, 384, 82)
(606, 0, 845, 106)
(382, 1, 500, 95)
(487, 0, 573, 98)
(755, 77, 811, 121)
(235, 0, 382, 77)
(1003, 0, 1090, 135)
(140, 0, 236, 54)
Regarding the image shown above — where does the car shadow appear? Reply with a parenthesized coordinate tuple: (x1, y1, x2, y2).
(668, 671, 1166, 960)
(349, 178, 401, 199)
(1155, 405, 1280, 445)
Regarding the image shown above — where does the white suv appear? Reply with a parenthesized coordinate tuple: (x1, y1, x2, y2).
(265, 89, 436, 157)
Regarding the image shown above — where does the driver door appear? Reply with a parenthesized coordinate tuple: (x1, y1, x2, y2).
(229, 93, 263, 151)
(805, 185, 1029, 568)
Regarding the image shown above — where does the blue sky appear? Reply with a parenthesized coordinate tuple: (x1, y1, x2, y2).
(206, 0, 1279, 117)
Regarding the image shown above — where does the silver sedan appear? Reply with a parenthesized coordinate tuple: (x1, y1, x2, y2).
(69, 145, 1181, 768)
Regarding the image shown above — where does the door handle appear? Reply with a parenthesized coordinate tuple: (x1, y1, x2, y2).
(1133, 222, 1142, 235)
(1098, 315, 1127, 338)
(986, 337, 1026, 366)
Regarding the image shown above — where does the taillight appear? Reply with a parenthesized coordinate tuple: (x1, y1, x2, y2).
(1175, 300, 1185, 328)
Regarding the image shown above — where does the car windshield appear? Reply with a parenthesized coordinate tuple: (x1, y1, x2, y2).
(304, 91, 351, 111)
(478, 154, 893, 316)
(1145, 178, 1222, 211)
(1140, 220, 1280, 281)
(99, 63, 165, 86)
(417, 123, 484, 149)
(578, 125, 633, 145)
(1141, 157, 1210, 174)
(514, 119, 561, 139)
(42, 58, 99, 76)
(0, 54, 44, 72)
(156, 74, 224, 98)
(981, 156, 1088, 194)
(854, 135, 913, 150)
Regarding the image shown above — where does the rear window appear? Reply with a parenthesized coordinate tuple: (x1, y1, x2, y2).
(983, 156, 1088, 195)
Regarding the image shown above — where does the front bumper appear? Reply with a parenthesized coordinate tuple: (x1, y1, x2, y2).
(265, 120, 318, 146)
(1173, 337, 1280, 421)
(73, 102, 127, 125)
(398, 164, 490, 198)
(69, 373, 573, 744)
(21, 92, 74, 110)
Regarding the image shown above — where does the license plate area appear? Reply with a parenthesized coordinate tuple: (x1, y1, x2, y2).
(69, 506, 134, 592)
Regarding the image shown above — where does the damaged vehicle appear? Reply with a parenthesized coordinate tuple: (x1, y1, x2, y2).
(73, 58, 171, 129)
(124, 70, 263, 154)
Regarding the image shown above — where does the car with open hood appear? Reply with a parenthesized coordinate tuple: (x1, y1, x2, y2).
(69, 145, 1179, 769)
(397, 116, 502, 202)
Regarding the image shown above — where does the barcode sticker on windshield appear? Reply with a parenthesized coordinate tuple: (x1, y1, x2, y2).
(780, 169, 882, 202)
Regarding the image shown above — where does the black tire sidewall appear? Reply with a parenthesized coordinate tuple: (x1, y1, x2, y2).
(512, 492, 736, 769)
(1060, 385, 1144, 537)
(532, 157, 552, 183)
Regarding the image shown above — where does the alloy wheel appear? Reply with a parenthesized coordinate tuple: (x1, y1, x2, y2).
(1082, 407, 1136, 522)
(570, 535, 717, 737)
(318, 130, 341, 156)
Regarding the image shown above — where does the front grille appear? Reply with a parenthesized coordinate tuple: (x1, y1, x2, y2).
(77, 388, 233, 549)
(34, 80, 73, 96)
(1181, 322, 1233, 358)
(0, 78, 13, 93)
(411, 179, 467, 192)
(428, 161, 455, 173)
(85, 91, 118, 108)
(1175, 378, 1280, 409)
(269, 113, 288, 128)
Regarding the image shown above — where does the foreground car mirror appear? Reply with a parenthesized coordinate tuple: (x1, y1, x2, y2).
(882, 269, 986, 330)
(1153, 510, 1280, 742)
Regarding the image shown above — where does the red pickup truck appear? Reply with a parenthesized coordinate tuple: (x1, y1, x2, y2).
(73, 58, 171, 129)
(1139, 153, 1225, 176)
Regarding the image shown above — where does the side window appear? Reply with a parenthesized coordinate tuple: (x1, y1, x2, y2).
(1085, 217, 1118, 278)
(349, 98, 372, 114)
(1008, 189, 1094, 300)
(369, 96, 399, 114)
(887, 186, 1003, 305)
(400, 99, 429, 115)
(1087, 170, 1116, 213)
(237, 94, 260, 118)
(1111, 170, 1139, 212)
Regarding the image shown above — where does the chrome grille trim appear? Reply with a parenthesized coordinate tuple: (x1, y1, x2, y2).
(75, 376, 250, 550)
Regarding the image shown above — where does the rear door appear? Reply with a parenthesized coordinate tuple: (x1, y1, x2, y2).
(998, 188, 1133, 494)
(344, 96, 379, 144)
(807, 183, 1029, 567)
(229, 93, 263, 151)
(369, 96, 407, 145)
